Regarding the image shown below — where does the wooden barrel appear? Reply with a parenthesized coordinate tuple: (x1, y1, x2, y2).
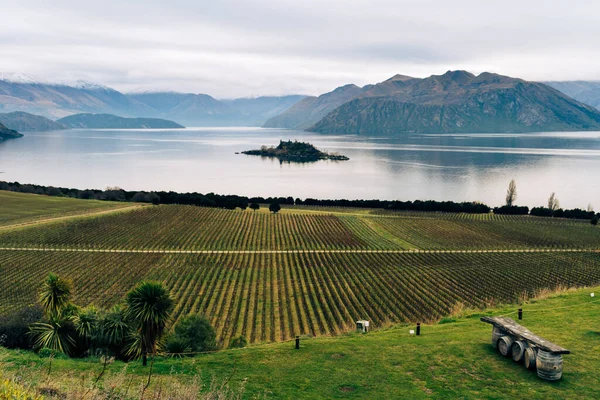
(511, 340, 527, 363)
(498, 335, 514, 357)
(536, 349, 563, 381)
(491, 326, 506, 348)
(524, 346, 537, 370)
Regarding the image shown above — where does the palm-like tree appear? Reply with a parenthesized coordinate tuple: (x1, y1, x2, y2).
(39, 273, 72, 317)
(29, 316, 76, 354)
(29, 273, 77, 355)
(125, 281, 174, 365)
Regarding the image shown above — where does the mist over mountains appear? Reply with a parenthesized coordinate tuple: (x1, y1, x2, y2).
(0, 76, 307, 127)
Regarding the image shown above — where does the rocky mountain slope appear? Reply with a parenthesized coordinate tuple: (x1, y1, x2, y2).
(309, 71, 600, 134)
(0, 111, 66, 131)
(57, 113, 184, 129)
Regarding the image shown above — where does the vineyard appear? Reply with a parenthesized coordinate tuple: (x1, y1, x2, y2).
(1, 249, 599, 346)
(0, 191, 130, 227)
(0, 198, 599, 346)
(0, 205, 599, 250)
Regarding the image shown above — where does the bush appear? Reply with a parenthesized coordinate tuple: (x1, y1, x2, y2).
(38, 348, 69, 359)
(592, 216, 598, 226)
(169, 315, 216, 353)
(0, 305, 43, 349)
(163, 335, 191, 357)
(228, 336, 247, 349)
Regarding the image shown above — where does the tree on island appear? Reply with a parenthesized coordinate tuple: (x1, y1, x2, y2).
(269, 202, 281, 214)
(250, 203, 260, 212)
(505, 179, 517, 206)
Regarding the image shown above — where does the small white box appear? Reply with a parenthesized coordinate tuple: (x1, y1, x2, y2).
(409, 330, 415, 335)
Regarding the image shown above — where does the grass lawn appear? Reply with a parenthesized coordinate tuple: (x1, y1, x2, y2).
(2, 285, 599, 399)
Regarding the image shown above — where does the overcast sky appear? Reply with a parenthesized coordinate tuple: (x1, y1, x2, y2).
(1, 0, 599, 98)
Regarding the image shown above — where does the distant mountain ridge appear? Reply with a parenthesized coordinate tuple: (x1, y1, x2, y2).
(262, 84, 365, 130)
(0, 76, 306, 126)
(545, 81, 600, 109)
(0, 111, 66, 132)
(57, 113, 184, 129)
(269, 70, 600, 134)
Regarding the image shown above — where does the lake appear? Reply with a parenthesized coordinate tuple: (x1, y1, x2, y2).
(0, 127, 599, 209)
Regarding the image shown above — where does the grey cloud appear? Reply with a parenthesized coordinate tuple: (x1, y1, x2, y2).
(0, 0, 599, 98)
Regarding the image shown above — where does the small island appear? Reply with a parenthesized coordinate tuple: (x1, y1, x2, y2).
(241, 140, 349, 163)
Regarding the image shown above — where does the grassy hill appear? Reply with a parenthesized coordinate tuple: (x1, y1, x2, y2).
(2, 285, 599, 399)
(0, 190, 134, 227)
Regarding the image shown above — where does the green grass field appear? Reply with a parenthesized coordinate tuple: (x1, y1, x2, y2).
(0, 191, 135, 228)
(2, 285, 599, 399)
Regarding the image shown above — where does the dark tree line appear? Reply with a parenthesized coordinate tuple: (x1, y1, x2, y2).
(1, 180, 598, 222)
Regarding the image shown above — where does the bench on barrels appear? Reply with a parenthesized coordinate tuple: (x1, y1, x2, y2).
(481, 316, 570, 381)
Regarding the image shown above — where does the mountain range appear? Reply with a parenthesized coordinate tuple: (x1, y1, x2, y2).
(266, 71, 600, 134)
(2, 73, 600, 134)
(0, 76, 306, 127)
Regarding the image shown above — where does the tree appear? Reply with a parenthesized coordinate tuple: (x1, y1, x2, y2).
(125, 282, 174, 366)
(592, 216, 599, 226)
(547, 192, 560, 211)
(505, 179, 517, 207)
(269, 202, 281, 213)
(29, 273, 78, 355)
(250, 203, 260, 212)
(39, 273, 72, 318)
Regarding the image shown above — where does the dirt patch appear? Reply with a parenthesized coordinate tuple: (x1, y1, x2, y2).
(339, 385, 357, 393)
(331, 353, 345, 359)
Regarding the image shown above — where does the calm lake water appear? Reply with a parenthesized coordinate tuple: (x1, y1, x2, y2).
(1, 127, 599, 209)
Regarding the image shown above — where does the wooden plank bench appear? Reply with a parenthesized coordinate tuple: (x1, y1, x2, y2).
(481, 316, 570, 381)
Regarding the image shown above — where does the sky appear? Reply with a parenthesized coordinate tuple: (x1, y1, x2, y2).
(1, 0, 599, 98)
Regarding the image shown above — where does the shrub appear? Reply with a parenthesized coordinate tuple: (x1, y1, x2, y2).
(38, 347, 69, 359)
(228, 336, 247, 349)
(169, 315, 216, 353)
(163, 335, 191, 357)
(0, 305, 43, 349)
(592, 216, 598, 226)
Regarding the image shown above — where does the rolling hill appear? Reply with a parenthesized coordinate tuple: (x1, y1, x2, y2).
(0, 111, 66, 132)
(57, 113, 184, 129)
(0, 122, 23, 141)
